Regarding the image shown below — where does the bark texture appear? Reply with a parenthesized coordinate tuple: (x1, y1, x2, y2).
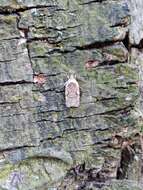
(0, 0, 143, 189)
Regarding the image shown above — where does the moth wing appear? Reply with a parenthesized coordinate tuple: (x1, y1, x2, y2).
(66, 82, 79, 97)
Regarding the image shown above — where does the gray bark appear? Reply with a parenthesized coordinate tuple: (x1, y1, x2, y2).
(0, 0, 143, 189)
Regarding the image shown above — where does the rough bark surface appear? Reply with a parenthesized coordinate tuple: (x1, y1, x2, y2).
(0, 0, 143, 189)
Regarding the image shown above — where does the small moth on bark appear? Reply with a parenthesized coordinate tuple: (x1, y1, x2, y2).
(65, 74, 80, 108)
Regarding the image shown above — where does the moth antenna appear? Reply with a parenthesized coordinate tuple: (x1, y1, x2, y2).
(67, 74, 70, 79)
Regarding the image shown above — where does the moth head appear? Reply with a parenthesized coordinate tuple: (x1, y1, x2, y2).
(68, 70, 76, 79)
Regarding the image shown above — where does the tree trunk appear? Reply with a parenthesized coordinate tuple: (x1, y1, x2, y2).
(0, 0, 143, 189)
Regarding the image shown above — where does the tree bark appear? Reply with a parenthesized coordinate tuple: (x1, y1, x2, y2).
(0, 0, 143, 189)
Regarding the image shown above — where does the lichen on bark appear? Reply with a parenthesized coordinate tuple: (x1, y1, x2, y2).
(0, 0, 143, 189)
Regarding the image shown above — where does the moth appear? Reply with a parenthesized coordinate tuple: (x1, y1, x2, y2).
(65, 74, 80, 108)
